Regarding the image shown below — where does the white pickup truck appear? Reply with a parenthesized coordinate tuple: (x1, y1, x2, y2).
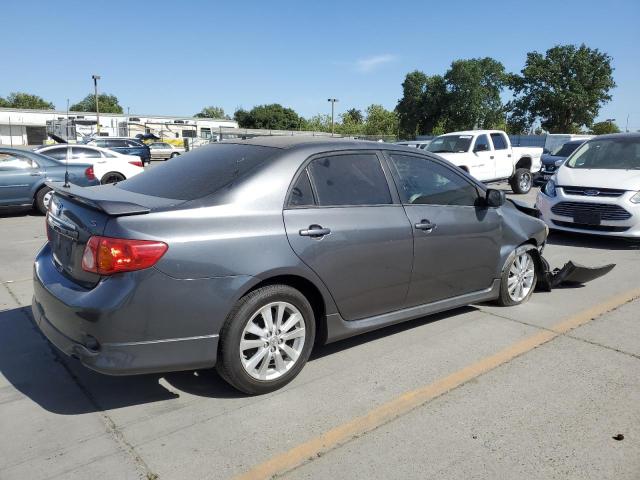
(426, 130, 542, 194)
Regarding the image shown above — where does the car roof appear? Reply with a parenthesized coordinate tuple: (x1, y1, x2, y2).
(589, 132, 640, 141)
(220, 135, 402, 151)
(438, 130, 504, 136)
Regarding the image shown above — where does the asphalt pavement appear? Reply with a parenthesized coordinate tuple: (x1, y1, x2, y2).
(0, 185, 639, 480)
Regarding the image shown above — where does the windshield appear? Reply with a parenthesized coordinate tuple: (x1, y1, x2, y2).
(551, 141, 582, 157)
(427, 135, 473, 153)
(566, 137, 640, 170)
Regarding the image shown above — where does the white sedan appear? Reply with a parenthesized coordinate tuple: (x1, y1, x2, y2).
(35, 144, 145, 184)
(537, 134, 640, 239)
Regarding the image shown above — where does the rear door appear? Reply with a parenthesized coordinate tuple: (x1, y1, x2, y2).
(490, 132, 512, 179)
(385, 152, 502, 306)
(0, 153, 37, 205)
(283, 151, 413, 321)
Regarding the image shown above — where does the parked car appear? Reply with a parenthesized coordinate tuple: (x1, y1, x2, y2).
(86, 137, 152, 165)
(427, 130, 543, 194)
(34, 144, 144, 184)
(0, 148, 98, 214)
(33, 137, 547, 394)
(394, 140, 431, 150)
(543, 134, 592, 155)
(534, 139, 586, 187)
(537, 133, 640, 238)
(148, 142, 185, 160)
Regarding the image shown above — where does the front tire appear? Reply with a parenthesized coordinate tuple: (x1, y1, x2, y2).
(509, 168, 533, 194)
(217, 285, 315, 395)
(498, 250, 537, 306)
(170, 152, 180, 159)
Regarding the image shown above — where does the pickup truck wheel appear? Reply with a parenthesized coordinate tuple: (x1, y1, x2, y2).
(509, 168, 532, 194)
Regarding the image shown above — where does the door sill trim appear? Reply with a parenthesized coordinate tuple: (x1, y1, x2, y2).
(324, 279, 500, 343)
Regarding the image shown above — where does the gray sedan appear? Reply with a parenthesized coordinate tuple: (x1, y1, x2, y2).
(33, 137, 547, 394)
(148, 142, 184, 160)
(0, 148, 98, 214)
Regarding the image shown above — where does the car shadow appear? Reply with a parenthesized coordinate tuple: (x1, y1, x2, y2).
(0, 303, 477, 414)
(0, 209, 41, 218)
(547, 230, 640, 251)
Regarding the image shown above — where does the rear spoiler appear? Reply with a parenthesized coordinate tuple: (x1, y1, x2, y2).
(46, 182, 150, 216)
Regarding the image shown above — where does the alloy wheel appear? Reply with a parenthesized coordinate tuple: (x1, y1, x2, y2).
(507, 252, 535, 302)
(239, 301, 306, 381)
(519, 172, 532, 192)
(43, 190, 53, 209)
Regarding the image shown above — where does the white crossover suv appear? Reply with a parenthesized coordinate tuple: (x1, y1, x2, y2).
(537, 134, 640, 238)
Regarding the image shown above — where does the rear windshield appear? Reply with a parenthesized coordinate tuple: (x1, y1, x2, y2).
(117, 143, 277, 200)
(551, 141, 582, 157)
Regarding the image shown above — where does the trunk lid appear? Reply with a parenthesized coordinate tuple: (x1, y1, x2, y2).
(46, 182, 183, 287)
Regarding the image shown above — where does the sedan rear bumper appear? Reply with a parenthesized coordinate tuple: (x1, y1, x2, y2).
(32, 243, 252, 375)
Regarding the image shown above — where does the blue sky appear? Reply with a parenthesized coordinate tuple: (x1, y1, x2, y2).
(3, 0, 639, 129)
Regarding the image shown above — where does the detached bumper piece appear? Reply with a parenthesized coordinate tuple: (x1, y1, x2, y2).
(537, 256, 615, 291)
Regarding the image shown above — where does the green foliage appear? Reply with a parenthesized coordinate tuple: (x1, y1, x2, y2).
(303, 114, 332, 132)
(395, 58, 505, 138)
(590, 121, 621, 135)
(70, 93, 123, 113)
(444, 58, 506, 131)
(194, 106, 229, 119)
(233, 104, 304, 130)
(362, 104, 398, 136)
(508, 44, 615, 133)
(342, 108, 364, 125)
(0, 91, 54, 110)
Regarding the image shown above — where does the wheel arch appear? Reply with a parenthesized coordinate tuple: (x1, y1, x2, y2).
(515, 157, 532, 170)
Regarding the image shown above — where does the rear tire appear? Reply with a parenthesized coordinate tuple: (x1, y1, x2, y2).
(170, 152, 180, 159)
(509, 168, 532, 194)
(35, 186, 52, 215)
(498, 250, 537, 306)
(216, 285, 315, 395)
(101, 172, 125, 184)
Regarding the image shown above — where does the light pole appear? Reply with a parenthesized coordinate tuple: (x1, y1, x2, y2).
(92, 74, 101, 134)
(66, 98, 70, 141)
(327, 98, 338, 136)
(127, 106, 130, 137)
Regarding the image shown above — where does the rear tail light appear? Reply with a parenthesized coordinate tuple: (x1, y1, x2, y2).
(81, 236, 168, 275)
(85, 166, 96, 180)
(129, 160, 143, 167)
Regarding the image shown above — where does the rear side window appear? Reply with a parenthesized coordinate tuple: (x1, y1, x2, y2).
(41, 147, 68, 160)
(389, 153, 479, 206)
(288, 170, 315, 207)
(308, 153, 391, 206)
(490, 133, 508, 150)
(71, 147, 101, 158)
(117, 144, 276, 200)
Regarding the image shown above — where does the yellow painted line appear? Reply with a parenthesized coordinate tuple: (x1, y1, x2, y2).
(235, 287, 640, 480)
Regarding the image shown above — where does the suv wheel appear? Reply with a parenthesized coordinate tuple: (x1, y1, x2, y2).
(509, 168, 532, 194)
(217, 285, 315, 394)
(498, 250, 537, 306)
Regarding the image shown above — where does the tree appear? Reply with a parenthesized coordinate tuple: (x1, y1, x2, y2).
(70, 93, 123, 113)
(0, 91, 54, 109)
(194, 106, 229, 119)
(363, 104, 398, 136)
(508, 44, 615, 133)
(303, 114, 332, 132)
(396, 72, 448, 138)
(444, 57, 506, 131)
(233, 104, 304, 130)
(590, 120, 621, 135)
(339, 108, 365, 135)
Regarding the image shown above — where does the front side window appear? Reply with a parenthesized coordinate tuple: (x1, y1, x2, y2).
(474, 135, 491, 152)
(308, 153, 392, 206)
(389, 153, 479, 206)
(566, 137, 640, 170)
(288, 169, 315, 207)
(41, 147, 68, 160)
(490, 133, 508, 150)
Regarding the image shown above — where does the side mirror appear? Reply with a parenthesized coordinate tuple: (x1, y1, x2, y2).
(486, 189, 506, 207)
(474, 143, 488, 152)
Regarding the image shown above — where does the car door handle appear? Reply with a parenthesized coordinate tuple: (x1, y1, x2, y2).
(490, 156, 495, 159)
(299, 225, 331, 237)
(507, 154, 512, 158)
(30, 171, 45, 176)
(415, 220, 437, 232)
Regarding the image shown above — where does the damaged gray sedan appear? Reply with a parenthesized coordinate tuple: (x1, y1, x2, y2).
(33, 137, 608, 395)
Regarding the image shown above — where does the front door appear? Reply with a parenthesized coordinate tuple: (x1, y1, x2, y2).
(471, 134, 496, 180)
(385, 152, 502, 306)
(283, 152, 413, 321)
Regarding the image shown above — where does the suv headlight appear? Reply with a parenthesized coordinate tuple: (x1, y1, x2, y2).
(543, 179, 557, 197)
(631, 191, 640, 204)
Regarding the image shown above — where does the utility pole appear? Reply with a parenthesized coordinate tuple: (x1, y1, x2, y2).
(92, 74, 101, 135)
(626, 114, 630, 133)
(127, 106, 130, 137)
(327, 98, 338, 136)
(66, 98, 70, 141)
